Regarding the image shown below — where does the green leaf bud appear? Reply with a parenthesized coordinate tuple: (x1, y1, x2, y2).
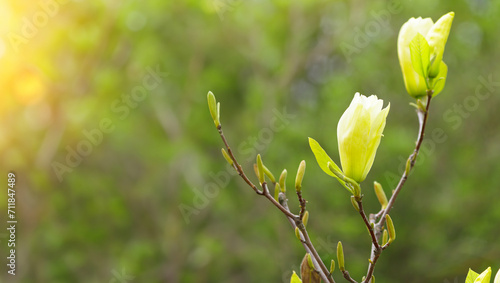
(279, 169, 287, 192)
(295, 227, 301, 241)
(386, 215, 396, 243)
(337, 241, 345, 272)
(256, 154, 265, 184)
(263, 165, 276, 184)
(274, 183, 280, 201)
(295, 160, 306, 192)
(374, 181, 388, 209)
(221, 148, 233, 166)
(207, 91, 220, 127)
(302, 211, 309, 227)
(350, 196, 360, 212)
(382, 229, 388, 246)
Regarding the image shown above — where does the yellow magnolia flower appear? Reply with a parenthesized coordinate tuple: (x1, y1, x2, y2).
(398, 12, 454, 98)
(466, 266, 500, 283)
(476, 267, 492, 283)
(337, 93, 390, 183)
(468, 267, 492, 283)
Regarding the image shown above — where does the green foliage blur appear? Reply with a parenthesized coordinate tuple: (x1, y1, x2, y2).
(1, 0, 499, 282)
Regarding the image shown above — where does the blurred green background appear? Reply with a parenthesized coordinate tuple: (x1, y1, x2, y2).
(0, 0, 499, 282)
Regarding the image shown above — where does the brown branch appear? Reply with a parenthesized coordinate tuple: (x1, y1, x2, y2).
(363, 91, 433, 283)
(217, 125, 262, 195)
(216, 124, 335, 283)
(377, 92, 433, 228)
(356, 199, 381, 252)
(341, 269, 358, 283)
(295, 222, 335, 283)
(296, 190, 307, 220)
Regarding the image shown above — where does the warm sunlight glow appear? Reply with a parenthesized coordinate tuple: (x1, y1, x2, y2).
(13, 68, 47, 105)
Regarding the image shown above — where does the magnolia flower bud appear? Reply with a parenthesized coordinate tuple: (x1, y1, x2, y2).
(476, 267, 491, 283)
(290, 271, 301, 283)
(466, 267, 492, 283)
(337, 241, 345, 272)
(374, 181, 388, 209)
(295, 160, 306, 192)
(207, 91, 220, 127)
(386, 215, 396, 243)
(337, 93, 390, 183)
(398, 12, 454, 98)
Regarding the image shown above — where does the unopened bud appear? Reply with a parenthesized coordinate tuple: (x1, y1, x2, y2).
(207, 91, 220, 127)
(301, 253, 321, 283)
(405, 157, 412, 175)
(374, 181, 388, 209)
(295, 160, 306, 192)
(306, 253, 314, 269)
(302, 211, 309, 227)
(337, 241, 345, 272)
(221, 148, 233, 166)
(295, 227, 301, 241)
(350, 196, 360, 212)
(330, 259, 335, 274)
(291, 271, 301, 282)
(382, 229, 388, 246)
(386, 215, 396, 243)
(256, 154, 265, 184)
(263, 165, 276, 183)
(279, 169, 287, 192)
(274, 184, 281, 201)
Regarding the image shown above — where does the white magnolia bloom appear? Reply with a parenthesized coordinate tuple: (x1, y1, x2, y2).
(337, 93, 390, 182)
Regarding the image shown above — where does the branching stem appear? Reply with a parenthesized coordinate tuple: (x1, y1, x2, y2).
(216, 124, 335, 283)
(215, 90, 433, 283)
(363, 91, 433, 282)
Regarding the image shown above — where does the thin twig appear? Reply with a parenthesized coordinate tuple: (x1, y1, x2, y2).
(296, 190, 307, 220)
(217, 124, 335, 283)
(261, 183, 297, 219)
(279, 193, 334, 283)
(357, 199, 381, 251)
(364, 91, 433, 282)
(296, 222, 335, 283)
(218, 125, 262, 195)
(342, 270, 358, 283)
(377, 92, 433, 227)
